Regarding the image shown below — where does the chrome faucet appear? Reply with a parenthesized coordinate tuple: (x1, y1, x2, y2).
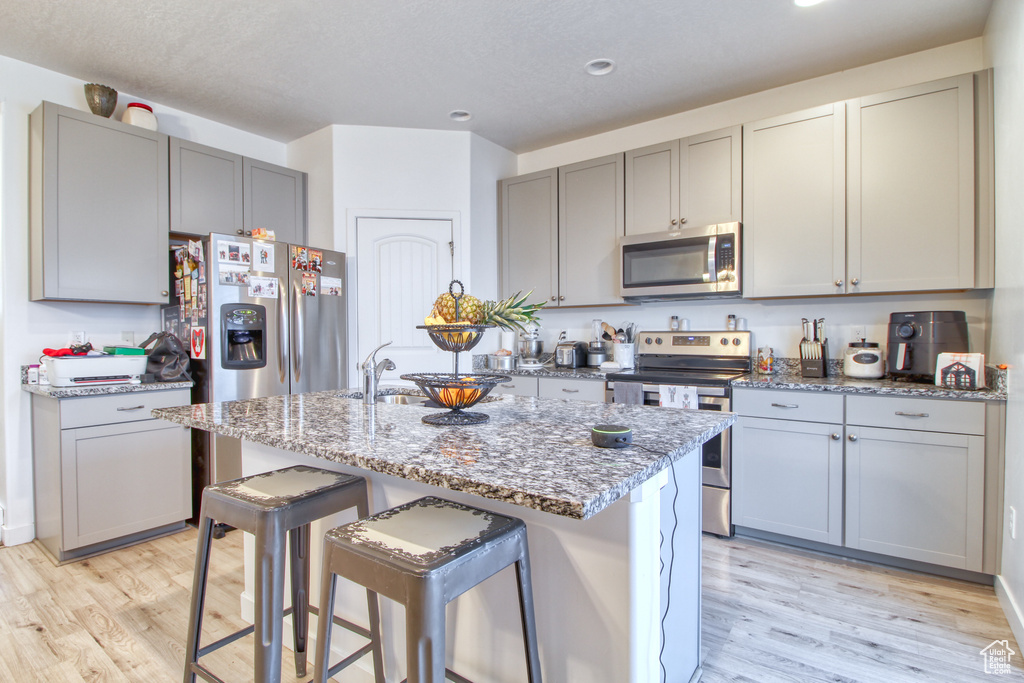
(361, 341, 396, 404)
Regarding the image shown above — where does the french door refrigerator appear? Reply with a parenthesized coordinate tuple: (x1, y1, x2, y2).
(168, 233, 347, 518)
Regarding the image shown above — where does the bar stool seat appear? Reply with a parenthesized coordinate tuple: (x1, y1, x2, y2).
(183, 465, 385, 683)
(313, 496, 542, 683)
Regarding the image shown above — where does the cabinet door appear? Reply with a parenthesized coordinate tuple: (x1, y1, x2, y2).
(499, 169, 558, 304)
(679, 126, 742, 228)
(847, 74, 975, 293)
(625, 140, 679, 235)
(243, 158, 307, 244)
(30, 102, 170, 304)
(61, 420, 191, 550)
(491, 376, 539, 397)
(732, 416, 844, 545)
(538, 377, 607, 402)
(845, 426, 984, 571)
(743, 104, 846, 298)
(558, 153, 624, 306)
(170, 138, 244, 237)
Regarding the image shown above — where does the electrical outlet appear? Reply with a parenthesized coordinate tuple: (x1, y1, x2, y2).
(852, 326, 865, 341)
(121, 331, 135, 345)
(70, 330, 86, 345)
(1011, 506, 1017, 540)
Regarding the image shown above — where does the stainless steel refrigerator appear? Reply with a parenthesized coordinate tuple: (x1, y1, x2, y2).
(167, 233, 347, 518)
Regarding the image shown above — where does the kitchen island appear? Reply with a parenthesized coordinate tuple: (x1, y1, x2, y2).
(154, 390, 735, 683)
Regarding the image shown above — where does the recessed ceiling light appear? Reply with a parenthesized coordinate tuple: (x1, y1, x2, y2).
(449, 110, 472, 122)
(794, 0, 827, 6)
(585, 59, 616, 76)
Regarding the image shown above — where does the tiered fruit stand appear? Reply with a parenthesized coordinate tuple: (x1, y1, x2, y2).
(402, 281, 510, 425)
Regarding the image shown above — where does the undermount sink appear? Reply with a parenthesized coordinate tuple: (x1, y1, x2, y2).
(377, 393, 431, 406)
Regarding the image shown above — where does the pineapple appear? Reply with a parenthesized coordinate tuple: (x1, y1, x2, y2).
(428, 290, 545, 332)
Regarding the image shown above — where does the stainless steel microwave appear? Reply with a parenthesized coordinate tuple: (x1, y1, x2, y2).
(619, 222, 741, 300)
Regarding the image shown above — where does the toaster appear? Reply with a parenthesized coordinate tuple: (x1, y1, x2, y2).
(554, 341, 588, 368)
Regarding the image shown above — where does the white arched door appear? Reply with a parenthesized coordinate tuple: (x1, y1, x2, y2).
(356, 217, 455, 383)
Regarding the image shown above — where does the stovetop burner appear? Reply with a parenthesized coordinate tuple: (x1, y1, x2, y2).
(607, 329, 753, 387)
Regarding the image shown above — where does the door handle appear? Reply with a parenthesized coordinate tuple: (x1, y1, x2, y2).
(292, 281, 304, 382)
(277, 277, 287, 383)
(771, 403, 798, 409)
(895, 411, 929, 418)
(562, 388, 580, 393)
(831, 433, 841, 440)
(116, 405, 145, 412)
(502, 383, 516, 388)
(706, 235, 718, 283)
(848, 434, 858, 442)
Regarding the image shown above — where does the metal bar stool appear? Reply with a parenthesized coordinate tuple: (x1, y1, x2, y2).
(313, 496, 543, 683)
(183, 465, 385, 683)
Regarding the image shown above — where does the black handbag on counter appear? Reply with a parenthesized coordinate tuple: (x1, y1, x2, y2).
(139, 331, 192, 382)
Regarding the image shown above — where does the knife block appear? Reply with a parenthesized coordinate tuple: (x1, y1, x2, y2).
(800, 339, 829, 378)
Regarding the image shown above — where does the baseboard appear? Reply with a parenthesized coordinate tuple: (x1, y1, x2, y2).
(1, 522, 35, 547)
(995, 576, 1024, 648)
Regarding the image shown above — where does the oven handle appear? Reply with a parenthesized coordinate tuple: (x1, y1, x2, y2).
(636, 382, 727, 397)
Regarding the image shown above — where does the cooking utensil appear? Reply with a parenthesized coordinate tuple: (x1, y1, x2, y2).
(601, 322, 617, 339)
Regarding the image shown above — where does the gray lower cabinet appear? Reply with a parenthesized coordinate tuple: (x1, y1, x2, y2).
(732, 416, 844, 545)
(491, 377, 540, 397)
(32, 389, 191, 563)
(30, 101, 170, 304)
(243, 157, 307, 244)
(170, 137, 244, 237)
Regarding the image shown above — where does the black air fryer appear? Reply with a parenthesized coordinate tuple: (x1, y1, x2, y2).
(887, 311, 969, 379)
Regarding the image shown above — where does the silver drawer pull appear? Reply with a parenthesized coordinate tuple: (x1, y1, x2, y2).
(116, 405, 146, 412)
(770, 403, 798, 409)
(502, 383, 516, 388)
(562, 388, 580, 393)
(895, 411, 929, 418)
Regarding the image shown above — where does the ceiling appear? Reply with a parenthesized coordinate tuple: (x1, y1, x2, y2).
(0, 0, 993, 153)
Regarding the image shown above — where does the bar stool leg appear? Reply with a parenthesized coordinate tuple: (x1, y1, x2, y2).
(406, 584, 446, 683)
(515, 541, 543, 683)
(254, 521, 287, 683)
(312, 557, 338, 683)
(183, 514, 215, 683)
(289, 524, 311, 677)
(354, 489, 387, 683)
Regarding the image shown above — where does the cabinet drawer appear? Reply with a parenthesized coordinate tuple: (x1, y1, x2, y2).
(846, 395, 984, 435)
(538, 377, 607, 402)
(59, 389, 191, 429)
(491, 377, 539, 397)
(733, 388, 843, 423)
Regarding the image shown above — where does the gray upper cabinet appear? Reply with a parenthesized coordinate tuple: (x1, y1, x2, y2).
(170, 138, 244, 237)
(243, 158, 307, 244)
(30, 101, 170, 304)
(743, 104, 847, 299)
(499, 168, 559, 303)
(625, 126, 741, 235)
(558, 153, 624, 306)
(847, 74, 975, 293)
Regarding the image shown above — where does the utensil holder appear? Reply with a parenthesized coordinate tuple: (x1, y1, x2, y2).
(800, 339, 829, 378)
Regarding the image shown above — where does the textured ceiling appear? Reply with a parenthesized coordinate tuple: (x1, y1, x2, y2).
(0, 0, 993, 152)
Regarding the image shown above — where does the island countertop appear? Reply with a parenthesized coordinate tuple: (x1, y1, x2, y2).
(153, 391, 734, 520)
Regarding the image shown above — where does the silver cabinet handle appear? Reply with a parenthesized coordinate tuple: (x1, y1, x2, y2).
(680, 217, 687, 224)
(562, 388, 580, 393)
(834, 279, 843, 287)
(116, 405, 145, 412)
(771, 403, 799, 409)
(161, 290, 169, 296)
(848, 434, 858, 442)
(895, 411, 929, 418)
(831, 433, 841, 440)
(237, 229, 244, 235)
(502, 383, 516, 388)
(851, 278, 860, 286)
(550, 296, 557, 301)
(559, 295, 565, 301)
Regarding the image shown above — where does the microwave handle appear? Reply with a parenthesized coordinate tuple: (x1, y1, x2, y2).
(706, 235, 717, 283)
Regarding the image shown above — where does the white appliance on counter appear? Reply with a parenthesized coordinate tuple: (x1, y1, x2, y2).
(42, 355, 148, 387)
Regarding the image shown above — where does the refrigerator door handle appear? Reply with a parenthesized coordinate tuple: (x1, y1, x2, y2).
(292, 280, 304, 382)
(276, 276, 288, 383)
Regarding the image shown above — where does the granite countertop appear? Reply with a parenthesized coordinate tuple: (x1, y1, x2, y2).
(152, 390, 734, 520)
(733, 363, 1007, 401)
(24, 381, 193, 399)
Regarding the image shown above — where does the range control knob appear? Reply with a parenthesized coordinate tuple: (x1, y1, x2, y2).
(645, 337, 653, 345)
(733, 338, 742, 346)
(720, 337, 729, 346)
(655, 337, 663, 345)
(896, 323, 915, 339)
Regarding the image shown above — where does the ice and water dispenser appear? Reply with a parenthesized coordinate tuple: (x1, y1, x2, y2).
(221, 304, 267, 369)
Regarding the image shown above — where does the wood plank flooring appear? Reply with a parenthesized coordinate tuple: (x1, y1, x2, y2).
(0, 529, 1019, 681)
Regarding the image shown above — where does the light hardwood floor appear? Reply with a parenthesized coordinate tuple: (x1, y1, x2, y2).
(0, 529, 1019, 682)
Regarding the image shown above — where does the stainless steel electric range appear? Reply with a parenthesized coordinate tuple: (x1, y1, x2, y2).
(606, 330, 752, 536)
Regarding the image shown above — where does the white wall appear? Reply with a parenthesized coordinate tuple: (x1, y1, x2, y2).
(506, 39, 993, 359)
(288, 125, 335, 249)
(0, 55, 289, 545)
(985, 0, 1024, 648)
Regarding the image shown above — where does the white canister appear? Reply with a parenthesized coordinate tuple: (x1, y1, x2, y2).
(122, 102, 158, 130)
(843, 342, 885, 379)
(613, 343, 635, 369)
